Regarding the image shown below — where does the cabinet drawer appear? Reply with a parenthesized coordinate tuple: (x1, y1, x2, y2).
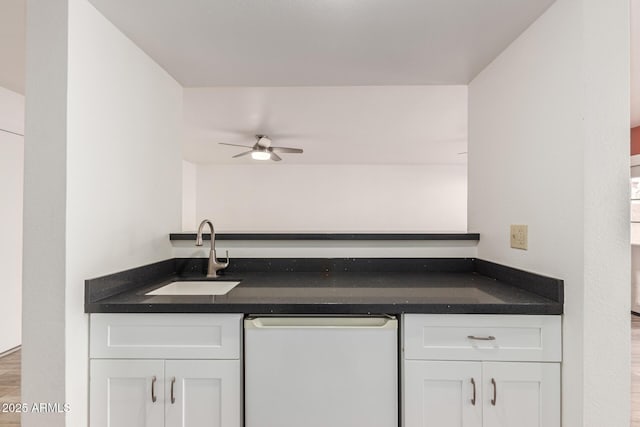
(90, 313, 242, 359)
(403, 314, 561, 362)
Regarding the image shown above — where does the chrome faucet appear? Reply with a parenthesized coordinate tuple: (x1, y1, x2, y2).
(196, 219, 229, 278)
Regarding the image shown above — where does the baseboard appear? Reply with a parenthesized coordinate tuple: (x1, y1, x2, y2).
(0, 345, 20, 358)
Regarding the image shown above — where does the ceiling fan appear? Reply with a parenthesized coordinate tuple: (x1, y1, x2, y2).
(219, 135, 303, 162)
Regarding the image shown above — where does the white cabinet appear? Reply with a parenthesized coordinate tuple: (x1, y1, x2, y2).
(404, 361, 560, 427)
(403, 314, 561, 362)
(90, 360, 164, 427)
(404, 361, 482, 427)
(482, 362, 560, 427)
(89, 314, 242, 427)
(402, 315, 561, 427)
(90, 313, 241, 360)
(165, 360, 240, 427)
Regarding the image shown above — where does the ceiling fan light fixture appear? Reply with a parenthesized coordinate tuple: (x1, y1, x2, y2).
(219, 134, 302, 161)
(251, 151, 271, 161)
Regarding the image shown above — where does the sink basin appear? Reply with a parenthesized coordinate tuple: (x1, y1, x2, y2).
(145, 281, 240, 296)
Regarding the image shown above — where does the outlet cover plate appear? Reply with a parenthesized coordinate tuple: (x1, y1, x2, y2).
(510, 224, 528, 250)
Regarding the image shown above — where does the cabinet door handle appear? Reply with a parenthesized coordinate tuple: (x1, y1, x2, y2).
(151, 376, 157, 403)
(170, 377, 176, 404)
(467, 335, 496, 341)
(470, 378, 476, 405)
(491, 378, 497, 406)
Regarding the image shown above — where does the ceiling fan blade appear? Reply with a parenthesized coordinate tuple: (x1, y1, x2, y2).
(270, 146, 303, 154)
(232, 150, 254, 158)
(219, 142, 254, 149)
(270, 152, 282, 161)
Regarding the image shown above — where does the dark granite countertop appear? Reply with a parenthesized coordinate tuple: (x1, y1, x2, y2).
(85, 258, 563, 315)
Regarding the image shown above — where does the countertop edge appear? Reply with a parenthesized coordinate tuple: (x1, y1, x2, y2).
(85, 302, 562, 315)
(170, 233, 481, 241)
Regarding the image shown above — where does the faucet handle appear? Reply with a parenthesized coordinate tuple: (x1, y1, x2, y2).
(221, 250, 230, 268)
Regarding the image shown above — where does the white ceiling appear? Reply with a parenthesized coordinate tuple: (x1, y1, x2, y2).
(183, 86, 467, 165)
(0, 0, 25, 94)
(91, 0, 637, 158)
(88, 0, 555, 86)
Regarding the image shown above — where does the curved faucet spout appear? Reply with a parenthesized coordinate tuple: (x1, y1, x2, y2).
(196, 219, 229, 278)
(196, 220, 214, 247)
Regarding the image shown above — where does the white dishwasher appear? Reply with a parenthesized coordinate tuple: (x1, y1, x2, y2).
(244, 316, 398, 427)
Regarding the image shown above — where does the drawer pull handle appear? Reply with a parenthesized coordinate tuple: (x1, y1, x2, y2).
(467, 335, 496, 341)
(470, 378, 476, 405)
(170, 377, 176, 404)
(151, 376, 157, 403)
(491, 378, 497, 406)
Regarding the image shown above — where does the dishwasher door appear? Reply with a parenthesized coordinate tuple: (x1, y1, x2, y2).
(244, 316, 398, 427)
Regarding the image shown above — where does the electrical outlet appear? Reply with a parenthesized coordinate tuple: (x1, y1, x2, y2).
(510, 224, 528, 250)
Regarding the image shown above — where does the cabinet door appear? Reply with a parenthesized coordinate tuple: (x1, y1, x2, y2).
(90, 359, 164, 427)
(165, 360, 241, 427)
(482, 362, 560, 427)
(404, 360, 483, 427)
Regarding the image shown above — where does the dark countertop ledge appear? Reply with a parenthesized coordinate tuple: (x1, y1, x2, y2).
(85, 258, 563, 315)
(170, 233, 480, 241)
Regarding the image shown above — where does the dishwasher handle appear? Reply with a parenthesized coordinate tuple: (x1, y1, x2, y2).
(245, 316, 397, 329)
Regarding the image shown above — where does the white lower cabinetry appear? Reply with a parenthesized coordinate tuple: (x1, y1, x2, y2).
(482, 362, 560, 427)
(90, 360, 164, 427)
(404, 361, 559, 427)
(89, 312, 561, 426)
(89, 314, 242, 427)
(165, 360, 240, 427)
(402, 314, 561, 427)
(404, 361, 483, 427)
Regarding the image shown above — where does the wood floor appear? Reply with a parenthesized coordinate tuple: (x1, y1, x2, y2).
(0, 349, 20, 427)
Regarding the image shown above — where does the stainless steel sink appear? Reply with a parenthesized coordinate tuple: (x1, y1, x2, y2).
(145, 281, 240, 296)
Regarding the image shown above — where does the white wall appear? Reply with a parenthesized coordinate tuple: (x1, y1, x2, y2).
(173, 239, 478, 259)
(182, 160, 197, 231)
(23, 0, 183, 426)
(581, 1, 630, 425)
(196, 164, 467, 232)
(0, 86, 24, 132)
(0, 86, 24, 354)
(468, 0, 630, 426)
(23, 1, 69, 423)
(631, 0, 640, 127)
